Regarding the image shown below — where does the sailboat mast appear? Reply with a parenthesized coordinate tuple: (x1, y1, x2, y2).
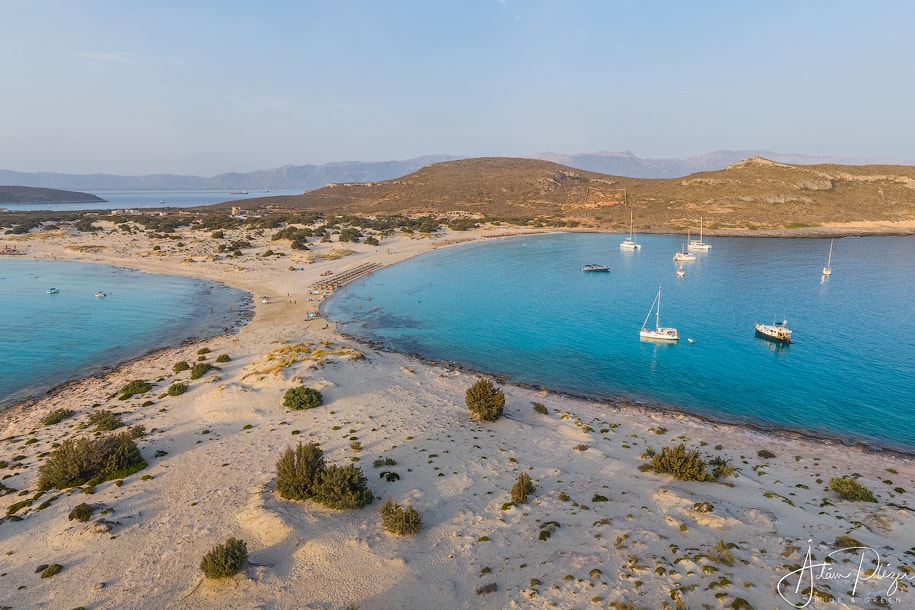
(656, 288, 661, 330)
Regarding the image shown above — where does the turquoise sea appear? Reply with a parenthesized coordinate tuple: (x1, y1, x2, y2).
(0, 259, 251, 409)
(324, 233, 915, 452)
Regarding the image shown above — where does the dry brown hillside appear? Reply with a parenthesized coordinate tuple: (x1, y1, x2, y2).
(223, 156, 915, 235)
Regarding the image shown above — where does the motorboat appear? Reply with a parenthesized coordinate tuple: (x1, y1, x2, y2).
(755, 320, 792, 344)
(581, 264, 610, 272)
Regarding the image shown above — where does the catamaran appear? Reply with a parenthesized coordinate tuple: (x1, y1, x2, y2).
(640, 286, 679, 341)
(688, 217, 711, 251)
(620, 211, 641, 250)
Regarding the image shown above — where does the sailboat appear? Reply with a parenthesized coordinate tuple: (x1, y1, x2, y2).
(688, 218, 711, 251)
(673, 238, 696, 262)
(640, 286, 679, 341)
(822, 239, 833, 276)
(620, 211, 641, 250)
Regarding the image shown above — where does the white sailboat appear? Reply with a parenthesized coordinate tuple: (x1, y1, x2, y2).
(640, 286, 679, 341)
(822, 239, 833, 276)
(688, 217, 711, 251)
(673, 239, 696, 262)
(620, 211, 641, 250)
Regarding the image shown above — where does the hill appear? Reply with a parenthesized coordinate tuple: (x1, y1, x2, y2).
(0, 186, 105, 204)
(224, 156, 915, 234)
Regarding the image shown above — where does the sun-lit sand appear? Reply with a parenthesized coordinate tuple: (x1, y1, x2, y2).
(2, 220, 914, 610)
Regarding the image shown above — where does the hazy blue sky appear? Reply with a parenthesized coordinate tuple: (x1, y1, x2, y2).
(3, 1, 913, 175)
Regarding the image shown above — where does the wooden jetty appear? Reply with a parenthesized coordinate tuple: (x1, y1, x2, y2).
(308, 262, 383, 291)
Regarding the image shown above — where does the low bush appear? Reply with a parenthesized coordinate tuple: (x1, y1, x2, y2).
(173, 361, 191, 373)
(531, 402, 548, 415)
(167, 382, 188, 396)
(88, 409, 123, 432)
(40, 564, 63, 578)
(41, 408, 75, 426)
(314, 464, 374, 510)
(379, 498, 422, 536)
(37, 432, 147, 491)
(465, 378, 505, 422)
(200, 537, 247, 579)
(650, 443, 712, 481)
(829, 476, 877, 502)
(283, 386, 323, 410)
(68, 502, 94, 522)
(118, 380, 152, 400)
(511, 472, 535, 504)
(190, 362, 215, 380)
(215, 354, 231, 363)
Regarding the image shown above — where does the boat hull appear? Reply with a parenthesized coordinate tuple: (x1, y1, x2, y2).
(640, 327, 679, 341)
(755, 323, 791, 344)
(581, 265, 609, 272)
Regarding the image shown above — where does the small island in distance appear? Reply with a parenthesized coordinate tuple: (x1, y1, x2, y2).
(0, 186, 105, 205)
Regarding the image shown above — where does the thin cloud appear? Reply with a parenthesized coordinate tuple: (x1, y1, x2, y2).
(73, 51, 135, 67)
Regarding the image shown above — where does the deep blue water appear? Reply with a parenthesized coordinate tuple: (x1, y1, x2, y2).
(0, 259, 251, 409)
(2, 189, 304, 211)
(324, 233, 915, 451)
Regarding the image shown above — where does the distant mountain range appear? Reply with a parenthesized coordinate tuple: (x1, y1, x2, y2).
(1, 151, 911, 192)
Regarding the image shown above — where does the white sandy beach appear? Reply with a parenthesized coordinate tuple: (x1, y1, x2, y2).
(2, 221, 914, 610)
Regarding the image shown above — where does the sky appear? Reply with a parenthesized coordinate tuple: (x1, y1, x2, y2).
(3, 0, 914, 176)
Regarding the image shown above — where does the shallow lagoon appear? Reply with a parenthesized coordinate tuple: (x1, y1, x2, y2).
(325, 233, 915, 451)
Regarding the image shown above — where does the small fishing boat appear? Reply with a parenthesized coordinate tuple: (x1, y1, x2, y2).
(47, 287, 59, 294)
(687, 338, 696, 344)
(581, 264, 610, 272)
(640, 286, 679, 341)
(755, 320, 792, 344)
(95, 291, 106, 298)
(676, 266, 685, 278)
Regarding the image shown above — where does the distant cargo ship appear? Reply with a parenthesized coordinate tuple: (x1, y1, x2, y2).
(230, 190, 248, 195)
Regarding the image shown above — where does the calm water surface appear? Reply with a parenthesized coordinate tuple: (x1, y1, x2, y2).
(324, 233, 915, 451)
(0, 259, 251, 409)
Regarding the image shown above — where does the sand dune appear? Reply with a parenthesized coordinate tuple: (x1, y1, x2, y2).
(2, 222, 914, 609)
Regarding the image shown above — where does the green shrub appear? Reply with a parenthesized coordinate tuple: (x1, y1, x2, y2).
(190, 362, 215, 380)
(314, 464, 374, 510)
(197, 347, 211, 355)
(167, 382, 188, 396)
(88, 409, 123, 432)
(532, 402, 548, 415)
(215, 354, 231, 363)
(511, 472, 535, 504)
(283, 386, 323, 410)
(276, 442, 326, 501)
(758, 449, 776, 459)
(41, 408, 75, 426)
(379, 498, 422, 535)
(200, 537, 247, 579)
(37, 432, 147, 490)
(68, 502, 94, 522)
(465, 378, 505, 422)
(650, 443, 711, 481)
(828, 477, 877, 502)
(40, 564, 63, 578)
(118, 380, 152, 400)
(173, 361, 191, 373)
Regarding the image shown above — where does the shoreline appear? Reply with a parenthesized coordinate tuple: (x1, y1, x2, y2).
(2, 222, 914, 609)
(340, 332, 915, 460)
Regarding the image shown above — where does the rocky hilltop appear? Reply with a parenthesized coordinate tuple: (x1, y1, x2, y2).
(0, 186, 105, 204)
(227, 156, 915, 235)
